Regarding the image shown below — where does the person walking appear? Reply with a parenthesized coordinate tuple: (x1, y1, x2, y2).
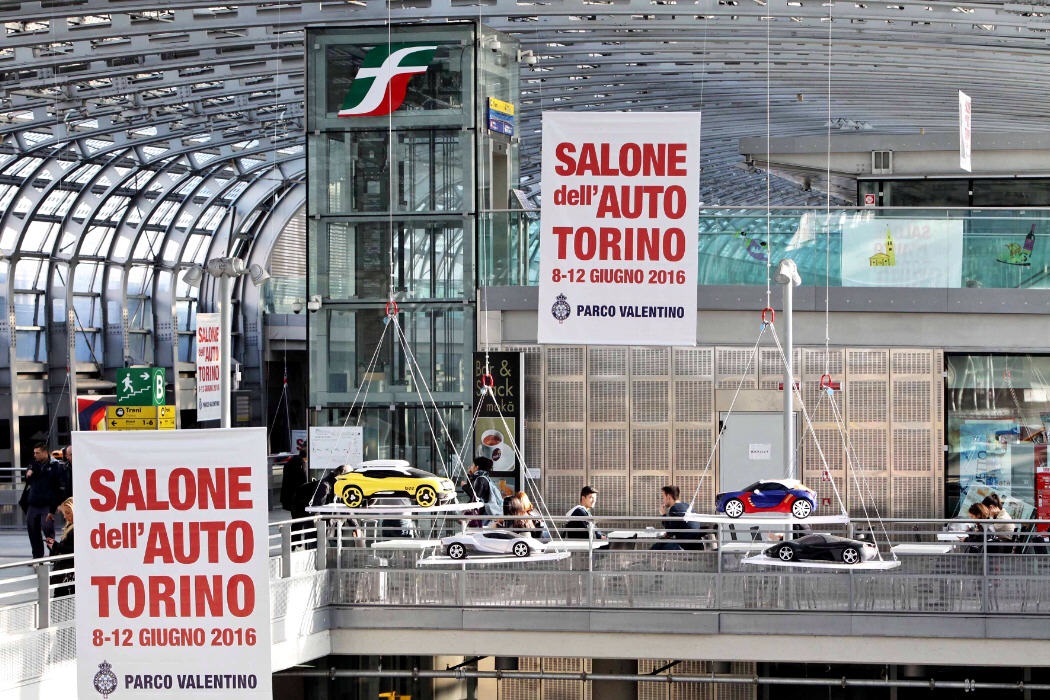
(24, 443, 63, 560)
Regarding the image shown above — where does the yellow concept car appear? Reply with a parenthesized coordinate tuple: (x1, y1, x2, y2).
(333, 459, 456, 508)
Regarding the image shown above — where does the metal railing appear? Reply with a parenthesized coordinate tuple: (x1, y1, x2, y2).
(3, 514, 1049, 635)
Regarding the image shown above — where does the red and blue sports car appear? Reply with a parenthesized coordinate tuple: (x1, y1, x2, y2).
(715, 478, 817, 519)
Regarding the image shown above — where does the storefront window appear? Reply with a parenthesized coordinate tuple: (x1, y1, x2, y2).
(945, 353, 1050, 520)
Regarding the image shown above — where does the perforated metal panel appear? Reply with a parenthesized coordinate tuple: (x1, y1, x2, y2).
(803, 348, 844, 377)
(847, 428, 888, 473)
(589, 379, 628, 423)
(892, 428, 934, 471)
(892, 380, 932, 422)
(673, 346, 714, 377)
(548, 347, 586, 377)
(632, 474, 667, 513)
(589, 346, 628, 376)
(545, 428, 587, 472)
(632, 380, 670, 423)
(716, 347, 758, 389)
(589, 428, 629, 470)
(758, 347, 800, 390)
(893, 474, 934, 517)
(547, 380, 586, 423)
(632, 347, 671, 376)
(524, 343, 941, 519)
(891, 349, 933, 375)
(847, 348, 890, 375)
(674, 380, 714, 422)
(674, 427, 714, 472)
(846, 379, 889, 423)
(632, 427, 671, 471)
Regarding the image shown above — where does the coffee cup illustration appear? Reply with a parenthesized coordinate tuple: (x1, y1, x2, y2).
(478, 429, 504, 463)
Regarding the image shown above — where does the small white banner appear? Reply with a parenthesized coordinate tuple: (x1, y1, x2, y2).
(195, 313, 221, 422)
(308, 425, 364, 473)
(748, 443, 772, 461)
(959, 90, 972, 172)
(537, 112, 700, 346)
(75, 428, 271, 699)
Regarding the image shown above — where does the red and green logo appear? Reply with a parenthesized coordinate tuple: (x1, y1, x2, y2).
(338, 43, 438, 117)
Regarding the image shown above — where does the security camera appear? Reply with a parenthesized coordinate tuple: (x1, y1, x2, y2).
(291, 299, 303, 314)
(307, 294, 322, 313)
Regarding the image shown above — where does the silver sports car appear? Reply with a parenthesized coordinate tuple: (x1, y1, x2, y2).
(442, 530, 546, 559)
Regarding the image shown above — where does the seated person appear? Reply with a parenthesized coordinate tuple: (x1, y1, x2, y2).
(652, 485, 706, 551)
(565, 485, 603, 539)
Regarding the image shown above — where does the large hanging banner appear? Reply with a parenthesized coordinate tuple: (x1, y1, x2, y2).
(537, 112, 700, 346)
(75, 428, 271, 699)
(195, 313, 222, 422)
(841, 218, 963, 287)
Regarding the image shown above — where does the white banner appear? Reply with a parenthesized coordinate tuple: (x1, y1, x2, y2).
(75, 428, 271, 699)
(537, 112, 700, 346)
(195, 313, 221, 422)
(959, 90, 972, 172)
(841, 218, 963, 287)
(308, 425, 364, 473)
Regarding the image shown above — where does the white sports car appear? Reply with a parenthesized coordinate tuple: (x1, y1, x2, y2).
(442, 530, 545, 559)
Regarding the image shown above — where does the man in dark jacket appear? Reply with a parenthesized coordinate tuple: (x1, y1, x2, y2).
(652, 484, 706, 550)
(24, 443, 63, 559)
(280, 443, 309, 514)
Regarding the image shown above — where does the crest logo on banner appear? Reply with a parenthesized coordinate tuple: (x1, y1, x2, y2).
(338, 43, 437, 117)
(537, 112, 701, 346)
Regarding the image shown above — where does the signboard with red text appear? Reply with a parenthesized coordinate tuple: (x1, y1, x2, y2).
(75, 428, 271, 699)
(537, 112, 700, 346)
(196, 313, 221, 422)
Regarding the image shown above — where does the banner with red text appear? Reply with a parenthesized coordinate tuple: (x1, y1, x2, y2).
(538, 112, 700, 346)
(75, 428, 271, 699)
(196, 313, 221, 422)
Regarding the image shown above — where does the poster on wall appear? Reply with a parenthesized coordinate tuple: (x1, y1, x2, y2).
(472, 352, 523, 498)
(537, 111, 701, 346)
(955, 417, 1020, 516)
(840, 218, 963, 287)
(75, 428, 272, 699)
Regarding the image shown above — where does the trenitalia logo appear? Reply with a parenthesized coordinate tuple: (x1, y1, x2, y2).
(338, 43, 438, 117)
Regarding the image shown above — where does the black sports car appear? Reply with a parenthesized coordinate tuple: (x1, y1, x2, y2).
(763, 533, 878, 565)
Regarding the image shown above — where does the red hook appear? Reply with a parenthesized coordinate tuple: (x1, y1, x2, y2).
(481, 373, 495, 388)
(819, 374, 841, 391)
(385, 300, 399, 317)
(761, 307, 775, 325)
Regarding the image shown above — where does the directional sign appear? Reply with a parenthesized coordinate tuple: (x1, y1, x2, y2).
(116, 367, 166, 406)
(106, 405, 177, 431)
(106, 417, 176, 431)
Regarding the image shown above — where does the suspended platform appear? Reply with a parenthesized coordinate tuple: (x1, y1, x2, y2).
(418, 551, 572, 566)
(306, 500, 482, 516)
(741, 555, 901, 571)
(685, 513, 851, 526)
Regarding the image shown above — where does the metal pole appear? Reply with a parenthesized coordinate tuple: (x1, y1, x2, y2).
(218, 272, 232, 429)
(782, 273, 795, 481)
